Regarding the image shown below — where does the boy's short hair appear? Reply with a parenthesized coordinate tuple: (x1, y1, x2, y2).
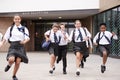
(100, 23, 107, 27)
(60, 23, 65, 26)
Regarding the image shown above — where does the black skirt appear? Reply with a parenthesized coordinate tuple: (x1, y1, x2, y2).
(48, 43, 59, 56)
(7, 41, 28, 63)
(73, 41, 88, 55)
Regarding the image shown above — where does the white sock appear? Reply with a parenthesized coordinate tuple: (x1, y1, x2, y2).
(8, 64, 12, 66)
(77, 68, 80, 72)
(50, 67, 53, 70)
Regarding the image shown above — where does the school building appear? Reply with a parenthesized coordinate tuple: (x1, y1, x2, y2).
(0, 0, 120, 57)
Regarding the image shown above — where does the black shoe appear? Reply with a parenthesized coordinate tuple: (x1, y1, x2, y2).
(63, 71, 67, 74)
(49, 66, 55, 74)
(81, 61, 84, 68)
(53, 66, 55, 71)
(76, 71, 80, 76)
(49, 70, 53, 74)
(101, 65, 106, 73)
(56, 59, 59, 64)
(56, 58, 62, 64)
(83, 57, 86, 62)
(5, 65, 11, 72)
(63, 68, 67, 74)
(12, 76, 18, 80)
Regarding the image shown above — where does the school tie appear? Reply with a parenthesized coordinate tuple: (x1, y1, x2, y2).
(77, 29, 83, 41)
(54, 33, 58, 43)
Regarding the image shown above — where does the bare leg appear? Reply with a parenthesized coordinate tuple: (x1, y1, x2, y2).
(5, 56, 15, 72)
(101, 51, 108, 73)
(76, 52, 83, 75)
(76, 52, 81, 69)
(8, 56, 15, 66)
(13, 57, 21, 76)
(103, 51, 108, 65)
(50, 54, 56, 69)
(76, 52, 83, 68)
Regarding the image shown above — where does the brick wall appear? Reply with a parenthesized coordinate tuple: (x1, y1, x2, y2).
(0, 17, 13, 52)
(100, 0, 120, 12)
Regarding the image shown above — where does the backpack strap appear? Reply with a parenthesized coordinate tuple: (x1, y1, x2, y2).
(96, 32, 101, 45)
(9, 25, 14, 38)
(8, 25, 14, 43)
(97, 32, 106, 45)
(104, 34, 112, 44)
(83, 27, 87, 36)
(72, 29, 75, 43)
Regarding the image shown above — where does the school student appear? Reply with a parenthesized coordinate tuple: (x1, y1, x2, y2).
(0, 15, 30, 80)
(44, 23, 61, 74)
(93, 23, 118, 73)
(69, 20, 91, 76)
(57, 23, 69, 74)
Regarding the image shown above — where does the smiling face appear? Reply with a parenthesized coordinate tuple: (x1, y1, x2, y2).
(100, 25, 106, 32)
(53, 27, 59, 33)
(52, 23, 59, 33)
(60, 24, 65, 31)
(13, 15, 21, 26)
(75, 20, 82, 28)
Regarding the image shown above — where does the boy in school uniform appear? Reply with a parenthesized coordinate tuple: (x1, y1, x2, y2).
(93, 23, 118, 73)
(57, 23, 69, 74)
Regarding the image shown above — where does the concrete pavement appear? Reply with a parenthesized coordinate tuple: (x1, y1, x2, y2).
(0, 52, 120, 80)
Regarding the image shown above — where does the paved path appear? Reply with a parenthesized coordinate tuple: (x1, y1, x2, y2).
(0, 52, 120, 80)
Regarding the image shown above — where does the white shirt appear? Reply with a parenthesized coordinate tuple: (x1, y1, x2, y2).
(44, 29, 61, 43)
(93, 31, 118, 45)
(69, 27, 91, 42)
(59, 30, 69, 46)
(4, 24, 30, 42)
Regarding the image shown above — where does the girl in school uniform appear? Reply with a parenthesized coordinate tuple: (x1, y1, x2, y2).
(57, 23, 69, 74)
(69, 20, 91, 76)
(93, 23, 118, 73)
(0, 15, 30, 80)
(44, 23, 61, 74)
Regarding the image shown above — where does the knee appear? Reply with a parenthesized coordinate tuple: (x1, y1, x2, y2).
(8, 57, 15, 63)
(103, 51, 107, 56)
(15, 58, 21, 65)
(51, 54, 56, 59)
(15, 60, 21, 65)
(76, 55, 80, 60)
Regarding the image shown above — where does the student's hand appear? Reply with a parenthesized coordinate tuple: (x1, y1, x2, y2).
(20, 41, 26, 45)
(94, 43, 98, 46)
(20, 39, 30, 45)
(64, 36, 67, 40)
(0, 41, 3, 47)
(112, 32, 116, 36)
(84, 37, 89, 41)
(68, 39, 71, 43)
(46, 38, 50, 42)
